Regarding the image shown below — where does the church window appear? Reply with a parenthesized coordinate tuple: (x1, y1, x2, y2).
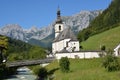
(66, 42, 68, 47)
(74, 47, 76, 49)
(59, 25, 61, 30)
(72, 47, 76, 52)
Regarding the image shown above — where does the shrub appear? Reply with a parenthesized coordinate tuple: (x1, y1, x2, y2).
(101, 45, 106, 51)
(102, 50, 120, 71)
(79, 45, 83, 50)
(59, 57, 70, 73)
(33, 66, 48, 79)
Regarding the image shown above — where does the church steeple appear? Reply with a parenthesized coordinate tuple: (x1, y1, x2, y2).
(56, 7, 62, 24)
(54, 7, 64, 38)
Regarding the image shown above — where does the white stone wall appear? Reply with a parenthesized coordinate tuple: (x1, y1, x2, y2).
(55, 52, 101, 59)
(52, 39, 70, 54)
(52, 38, 80, 54)
(67, 41, 79, 52)
(63, 39, 71, 47)
(52, 41, 63, 54)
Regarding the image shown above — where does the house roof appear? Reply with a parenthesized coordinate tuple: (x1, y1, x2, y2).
(53, 28, 78, 42)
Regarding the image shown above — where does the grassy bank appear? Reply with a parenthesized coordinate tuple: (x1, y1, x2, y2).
(81, 26, 120, 50)
(46, 58, 120, 80)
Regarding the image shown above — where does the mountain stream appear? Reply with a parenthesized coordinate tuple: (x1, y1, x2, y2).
(5, 67, 36, 80)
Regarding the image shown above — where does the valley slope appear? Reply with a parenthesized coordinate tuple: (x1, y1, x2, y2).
(78, 0, 120, 51)
(81, 26, 120, 50)
(78, 0, 120, 42)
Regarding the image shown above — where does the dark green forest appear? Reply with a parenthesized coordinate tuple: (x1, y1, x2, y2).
(7, 36, 46, 61)
(78, 0, 120, 42)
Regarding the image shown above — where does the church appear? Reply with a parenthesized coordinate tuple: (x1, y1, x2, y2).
(51, 8, 119, 59)
(52, 8, 80, 54)
(51, 8, 104, 59)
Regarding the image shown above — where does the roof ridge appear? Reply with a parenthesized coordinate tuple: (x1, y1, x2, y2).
(53, 27, 78, 42)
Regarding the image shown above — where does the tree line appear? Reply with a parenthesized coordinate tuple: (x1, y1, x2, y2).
(78, 0, 120, 42)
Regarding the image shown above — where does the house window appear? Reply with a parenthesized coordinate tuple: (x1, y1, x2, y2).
(59, 25, 61, 30)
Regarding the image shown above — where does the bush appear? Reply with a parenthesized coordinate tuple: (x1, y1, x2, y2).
(101, 45, 106, 51)
(102, 50, 120, 71)
(59, 57, 70, 73)
(33, 66, 48, 79)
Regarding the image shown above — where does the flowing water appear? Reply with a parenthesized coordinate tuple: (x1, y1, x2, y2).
(5, 67, 37, 80)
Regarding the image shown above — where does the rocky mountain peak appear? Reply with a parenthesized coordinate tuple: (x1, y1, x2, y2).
(1, 24, 23, 31)
(0, 10, 102, 47)
(0, 24, 24, 41)
(30, 26, 38, 32)
(26, 26, 38, 33)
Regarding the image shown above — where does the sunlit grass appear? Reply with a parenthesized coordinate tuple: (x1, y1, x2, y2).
(81, 26, 120, 50)
(46, 58, 120, 80)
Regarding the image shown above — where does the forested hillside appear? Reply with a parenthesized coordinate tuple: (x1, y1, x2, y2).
(78, 0, 120, 42)
(0, 35, 46, 62)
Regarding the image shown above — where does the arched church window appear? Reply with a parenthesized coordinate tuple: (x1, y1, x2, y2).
(59, 25, 61, 30)
(66, 42, 68, 47)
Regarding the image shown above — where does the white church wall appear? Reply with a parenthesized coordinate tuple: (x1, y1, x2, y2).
(52, 43, 56, 54)
(52, 39, 71, 54)
(55, 33, 60, 38)
(63, 39, 71, 47)
(58, 40, 64, 51)
(52, 41, 63, 54)
(52, 40, 65, 54)
(55, 52, 100, 59)
(55, 23, 64, 38)
(68, 41, 80, 52)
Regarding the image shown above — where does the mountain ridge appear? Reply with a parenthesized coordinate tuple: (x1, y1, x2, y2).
(0, 10, 101, 47)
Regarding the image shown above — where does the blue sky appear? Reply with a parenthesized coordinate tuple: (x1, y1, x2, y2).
(0, 0, 112, 29)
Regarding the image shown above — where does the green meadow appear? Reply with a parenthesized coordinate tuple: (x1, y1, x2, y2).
(81, 26, 120, 50)
(46, 58, 120, 80)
